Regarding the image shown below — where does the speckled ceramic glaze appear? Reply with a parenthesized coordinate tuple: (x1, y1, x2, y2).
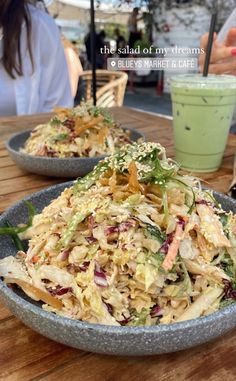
(6, 128, 145, 178)
(0, 183, 236, 356)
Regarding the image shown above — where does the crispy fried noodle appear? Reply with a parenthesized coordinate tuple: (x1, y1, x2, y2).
(21, 103, 132, 158)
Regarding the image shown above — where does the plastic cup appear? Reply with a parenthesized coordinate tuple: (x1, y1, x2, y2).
(170, 74, 236, 172)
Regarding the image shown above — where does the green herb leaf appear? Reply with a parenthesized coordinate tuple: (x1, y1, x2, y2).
(5, 220, 24, 251)
(149, 252, 165, 269)
(58, 210, 91, 249)
(146, 224, 166, 243)
(50, 116, 61, 126)
(139, 151, 176, 187)
(220, 253, 235, 280)
(132, 308, 149, 326)
(73, 160, 110, 194)
(220, 298, 235, 309)
(220, 214, 228, 227)
(50, 133, 68, 143)
(0, 201, 36, 236)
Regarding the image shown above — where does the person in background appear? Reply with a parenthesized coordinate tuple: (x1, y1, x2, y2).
(96, 30, 106, 68)
(85, 29, 106, 69)
(128, 7, 142, 48)
(199, 9, 236, 75)
(114, 27, 126, 52)
(84, 28, 92, 67)
(0, 0, 73, 116)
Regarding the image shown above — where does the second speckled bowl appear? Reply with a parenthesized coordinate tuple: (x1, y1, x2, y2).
(6, 128, 145, 178)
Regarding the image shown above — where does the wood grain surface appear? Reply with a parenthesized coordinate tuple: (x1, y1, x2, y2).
(0, 107, 236, 381)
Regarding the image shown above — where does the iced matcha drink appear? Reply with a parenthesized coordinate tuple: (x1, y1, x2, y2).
(170, 74, 236, 172)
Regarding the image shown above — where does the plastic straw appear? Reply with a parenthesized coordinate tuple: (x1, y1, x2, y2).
(90, 0, 97, 105)
(203, 13, 217, 77)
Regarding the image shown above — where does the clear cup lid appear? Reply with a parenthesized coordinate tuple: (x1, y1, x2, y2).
(170, 74, 236, 89)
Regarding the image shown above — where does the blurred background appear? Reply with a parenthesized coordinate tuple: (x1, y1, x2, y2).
(48, 0, 235, 115)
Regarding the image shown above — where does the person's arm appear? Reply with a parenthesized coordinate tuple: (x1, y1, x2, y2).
(62, 39, 83, 97)
(199, 29, 236, 75)
(37, 12, 73, 111)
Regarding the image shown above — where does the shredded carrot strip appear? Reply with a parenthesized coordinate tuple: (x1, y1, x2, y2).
(32, 255, 40, 264)
(162, 223, 184, 271)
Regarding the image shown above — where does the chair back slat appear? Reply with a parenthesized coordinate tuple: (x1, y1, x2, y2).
(80, 70, 128, 107)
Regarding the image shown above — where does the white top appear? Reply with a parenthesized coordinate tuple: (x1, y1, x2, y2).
(0, 5, 73, 116)
(0, 68, 17, 116)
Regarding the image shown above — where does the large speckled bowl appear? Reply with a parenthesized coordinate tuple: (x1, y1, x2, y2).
(0, 182, 236, 356)
(6, 128, 144, 178)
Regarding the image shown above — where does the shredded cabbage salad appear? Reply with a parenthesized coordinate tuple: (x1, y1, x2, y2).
(1, 142, 236, 326)
(21, 103, 132, 158)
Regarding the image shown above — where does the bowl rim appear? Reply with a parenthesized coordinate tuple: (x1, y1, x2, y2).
(5, 127, 145, 162)
(0, 181, 236, 334)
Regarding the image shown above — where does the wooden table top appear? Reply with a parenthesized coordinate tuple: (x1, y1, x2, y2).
(0, 107, 236, 381)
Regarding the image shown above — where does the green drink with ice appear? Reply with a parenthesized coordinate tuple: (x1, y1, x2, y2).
(170, 74, 236, 172)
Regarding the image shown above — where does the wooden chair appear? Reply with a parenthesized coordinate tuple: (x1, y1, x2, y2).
(79, 70, 128, 107)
